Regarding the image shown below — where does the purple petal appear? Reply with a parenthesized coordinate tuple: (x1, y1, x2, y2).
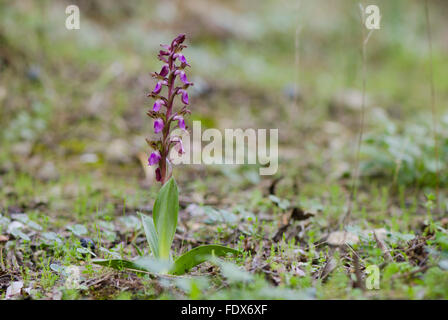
(180, 90, 189, 105)
(159, 64, 169, 77)
(179, 71, 189, 84)
(148, 151, 161, 166)
(174, 115, 186, 130)
(154, 118, 164, 133)
(153, 99, 164, 112)
(174, 54, 188, 65)
(173, 34, 186, 45)
(152, 81, 162, 94)
(178, 54, 187, 64)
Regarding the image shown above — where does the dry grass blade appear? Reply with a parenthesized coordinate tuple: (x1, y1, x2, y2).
(424, 0, 440, 211)
(342, 4, 374, 227)
(373, 231, 393, 263)
(318, 255, 338, 281)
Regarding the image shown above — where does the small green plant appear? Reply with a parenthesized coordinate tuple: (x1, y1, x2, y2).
(94, 178, 238, 275)
(93, 34, 239, 275)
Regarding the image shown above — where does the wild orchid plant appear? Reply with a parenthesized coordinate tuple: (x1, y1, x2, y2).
(94, 34, 238, 275)
(146, 33, 191, 185)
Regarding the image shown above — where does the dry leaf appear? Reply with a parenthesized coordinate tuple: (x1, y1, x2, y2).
(6, 281, 23, 299)
(327, 231, 359, 246)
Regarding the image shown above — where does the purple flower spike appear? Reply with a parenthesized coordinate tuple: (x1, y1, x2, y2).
(146, 34, 192, 184)
(174, 115, 186, 130)
(179, 89, 189, 105)
(155, 167, 162, 181)
(153, 81, 162, 94)
(159, 64, 169, 77)
(148, 151, 161, 166)
(154, 118, 164, 133)
(153, 99, 164, 112)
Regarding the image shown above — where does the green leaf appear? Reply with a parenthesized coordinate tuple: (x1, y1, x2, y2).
(138, 212, 159, 258)
(92, 257, 172, 274)
(152, 177, 179, 260)
(10, 228, 30, 241)
(133, 256, 172, 274)
(170, 245, 239, 275)
(67, 224, 87, 237)
(92, 259, 150, 272)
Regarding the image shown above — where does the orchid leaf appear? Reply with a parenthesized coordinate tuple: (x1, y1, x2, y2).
(92, 259, 149, 272)
(138, 212, 159, 258)
(170, 245, 240, 275)
(93, 257, 172, 274)
(152, 177, 179, 260)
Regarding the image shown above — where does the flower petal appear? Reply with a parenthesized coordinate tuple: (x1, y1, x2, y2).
(152, 81, 162, 94)
(154, 118, 164, 133)
(173, 34, 186, 45)
(174, 115, 186, 130)
(178, 54, 187, 64)
(148, 151, 161, 166)
(153, 99, 164, 112)
(180, 90, 189, 105)
(159, 64, 169, 77)
(179, 71, 189, 84)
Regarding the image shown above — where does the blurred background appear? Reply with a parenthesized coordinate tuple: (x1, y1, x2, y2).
(0, 0, 447, 222)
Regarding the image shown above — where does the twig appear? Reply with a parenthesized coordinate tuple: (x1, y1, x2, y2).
(390, 265, 430, 281)
(353, 252, 365, 290)
(373, 231, 393, 263)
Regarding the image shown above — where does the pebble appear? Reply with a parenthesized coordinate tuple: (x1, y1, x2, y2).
(80, 237, 96, 250)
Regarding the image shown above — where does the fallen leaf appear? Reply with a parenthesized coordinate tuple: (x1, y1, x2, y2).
(327, 231, 359, 246)
(7, 221, 25, 234)
(6, 281, 23, 299)
(318, 256, 338, 280)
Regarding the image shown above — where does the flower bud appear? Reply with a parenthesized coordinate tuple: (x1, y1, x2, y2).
(152, 81, 163, 94)
(173, 33, 186, 45)
(148, 151, 161, 166)
(155, 167, 162, 181)
(179, 89, 189, 105)
(159, 64, 169, 77)
(153, 99, 164, 112)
